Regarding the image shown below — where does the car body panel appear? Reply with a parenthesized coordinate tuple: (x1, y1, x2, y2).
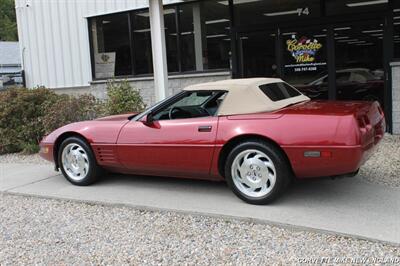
(39, 100, 385, 181)
(116, 116, 219, 179)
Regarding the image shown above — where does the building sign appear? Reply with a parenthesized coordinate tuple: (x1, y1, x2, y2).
(94, 52, 116, 79)
(284, 35, 326, 73)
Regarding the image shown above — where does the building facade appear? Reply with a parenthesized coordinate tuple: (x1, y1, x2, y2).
(15, 0, 400, 133)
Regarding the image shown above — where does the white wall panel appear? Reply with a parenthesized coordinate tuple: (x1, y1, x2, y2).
(15, 0, 185, 89)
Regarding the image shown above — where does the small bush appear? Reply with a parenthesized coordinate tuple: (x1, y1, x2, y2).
(42, 94, 101, 135)
(0, 88, 102, 154)
(0, 87, 58, 154)
(103, 79, 146, 115)
(0, 81, 146, 154)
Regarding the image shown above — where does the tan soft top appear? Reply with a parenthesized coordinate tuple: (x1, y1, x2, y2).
(184, 78, 310, 116)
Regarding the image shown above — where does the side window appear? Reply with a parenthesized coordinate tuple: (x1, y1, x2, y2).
(204, 92, 227, 116)
(259, 82, 301, 102)
(152, 91, 225, 121)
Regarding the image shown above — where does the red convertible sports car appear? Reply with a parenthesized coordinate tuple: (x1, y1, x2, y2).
(39, 78, 385, 204)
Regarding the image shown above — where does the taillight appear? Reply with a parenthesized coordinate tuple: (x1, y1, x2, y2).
(357, 115, 371, 128)
(377, 105, 384, 115)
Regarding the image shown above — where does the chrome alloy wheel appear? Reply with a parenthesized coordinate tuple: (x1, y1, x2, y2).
(61, 143, 90, 181)
(231, 149, 277, 198)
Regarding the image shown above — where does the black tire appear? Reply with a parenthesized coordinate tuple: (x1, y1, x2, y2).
(58, 136, 102, 186)
(224, 140, 291, 205)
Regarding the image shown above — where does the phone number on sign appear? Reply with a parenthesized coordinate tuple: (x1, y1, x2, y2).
(294, 66, 317, 72)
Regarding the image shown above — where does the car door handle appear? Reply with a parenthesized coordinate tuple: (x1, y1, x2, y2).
(198, 125, 212, 132)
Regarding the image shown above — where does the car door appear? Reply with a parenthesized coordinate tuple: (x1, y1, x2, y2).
(117, 91, 223, 179)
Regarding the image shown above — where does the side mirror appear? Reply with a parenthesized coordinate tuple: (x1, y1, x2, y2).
(141, 112, 154, 125)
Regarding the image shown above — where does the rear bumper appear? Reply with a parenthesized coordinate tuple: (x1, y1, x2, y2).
(39, 142, 54, 162)
(283, 142, 380, 179)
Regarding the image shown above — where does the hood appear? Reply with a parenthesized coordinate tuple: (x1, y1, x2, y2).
(95, 113, 138, 121)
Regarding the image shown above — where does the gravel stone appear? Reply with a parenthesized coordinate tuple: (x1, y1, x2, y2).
(0, 194, 399, 265)
(0, 153, 51, 164)
(359, 134, 400, 187)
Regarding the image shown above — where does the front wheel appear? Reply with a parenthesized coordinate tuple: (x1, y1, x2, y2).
(225, 140, 291, 205)
(58, 137, 102, 186)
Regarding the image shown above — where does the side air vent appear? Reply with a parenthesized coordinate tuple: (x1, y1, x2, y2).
(94, 146, 118, 166)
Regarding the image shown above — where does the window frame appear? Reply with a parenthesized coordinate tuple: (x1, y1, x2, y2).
(88, 0, 231, 80)
(150, 90, 227, 121)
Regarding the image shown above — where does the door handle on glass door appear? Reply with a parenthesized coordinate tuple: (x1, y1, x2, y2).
(198, 126, 212, 132)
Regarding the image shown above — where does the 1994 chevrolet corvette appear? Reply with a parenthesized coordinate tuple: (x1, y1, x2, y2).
(39, 78, 385, 204)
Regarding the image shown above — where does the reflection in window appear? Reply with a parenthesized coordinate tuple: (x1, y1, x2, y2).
(240, 31, 277, 78)
(233, 0, 320, 26)
(179, 1, 231, 71)
(335, 23, 384, 106)
(202, 1, 230, 69)
(131, 10, 153, 75)
(164, 8, 179, 73)
(325, 0, 388, 16)
(91, 14, 132, 78)
(395, 7, 400, 58)
(89, 1, 230, 79)
(179, 4, 196, 71)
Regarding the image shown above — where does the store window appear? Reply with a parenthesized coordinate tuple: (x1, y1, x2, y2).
(282, 28, 328, 100)
(234, 0, 320, 26)
(325, 0, 388, 16)
(131, 10, 153, 75)
(394, 4, 400, 58)
(179, 4, 196, 72)
(239, 31, 277, 78)
(164, 8, 179, 73)
(178, 1, 231, 72)
(334, 22, 384, 106)
(202, 1, 230, 70)
(90, 14, 132, 79)
(89, 1, 230, 79)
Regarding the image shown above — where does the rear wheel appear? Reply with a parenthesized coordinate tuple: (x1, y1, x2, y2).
(225, 140, 290, 205)
(58, 137, 102, 186)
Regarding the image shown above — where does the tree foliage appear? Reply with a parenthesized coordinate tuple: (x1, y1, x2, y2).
(0, 0, 18, 41)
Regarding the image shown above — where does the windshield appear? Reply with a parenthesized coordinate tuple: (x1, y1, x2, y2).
(131, 93, 179, 121)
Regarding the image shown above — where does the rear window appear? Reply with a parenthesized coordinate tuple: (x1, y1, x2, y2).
(259, 82, 301, 102)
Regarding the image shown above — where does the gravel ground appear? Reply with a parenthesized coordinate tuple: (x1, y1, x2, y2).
(359, 134, 400, 187)
(0, 193, 399, 265)
(1, 134, 399, 187)
(0, 153, 50, 164)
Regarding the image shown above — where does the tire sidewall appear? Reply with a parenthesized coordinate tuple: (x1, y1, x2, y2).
(225, 141, 290, 205)
(58, 137, 98, 186)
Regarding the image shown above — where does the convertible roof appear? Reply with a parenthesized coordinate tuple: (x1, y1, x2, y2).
(183, 78, 310, 116)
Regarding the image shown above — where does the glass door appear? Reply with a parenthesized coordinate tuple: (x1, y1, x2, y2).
(334, 21, 385, 107)
(238, 30, 277, 78)
(280, 27, 329, 100)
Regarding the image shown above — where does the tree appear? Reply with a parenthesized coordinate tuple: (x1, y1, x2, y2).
(0, 0, 18, 41)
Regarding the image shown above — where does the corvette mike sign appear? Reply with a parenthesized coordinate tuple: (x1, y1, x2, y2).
(284, 34, 326, 73)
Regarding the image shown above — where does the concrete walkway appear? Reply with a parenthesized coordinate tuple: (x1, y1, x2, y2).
(1, 163, 399, 245)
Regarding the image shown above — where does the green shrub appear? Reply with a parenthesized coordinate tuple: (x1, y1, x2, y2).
(103, 79, 146, 115)
(20, 143, 40, 154)
(0, 81, 146, 154)
(0, 88, 102, 154)
(42, 94, 101, 135)
(0, 87, 58, 154)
